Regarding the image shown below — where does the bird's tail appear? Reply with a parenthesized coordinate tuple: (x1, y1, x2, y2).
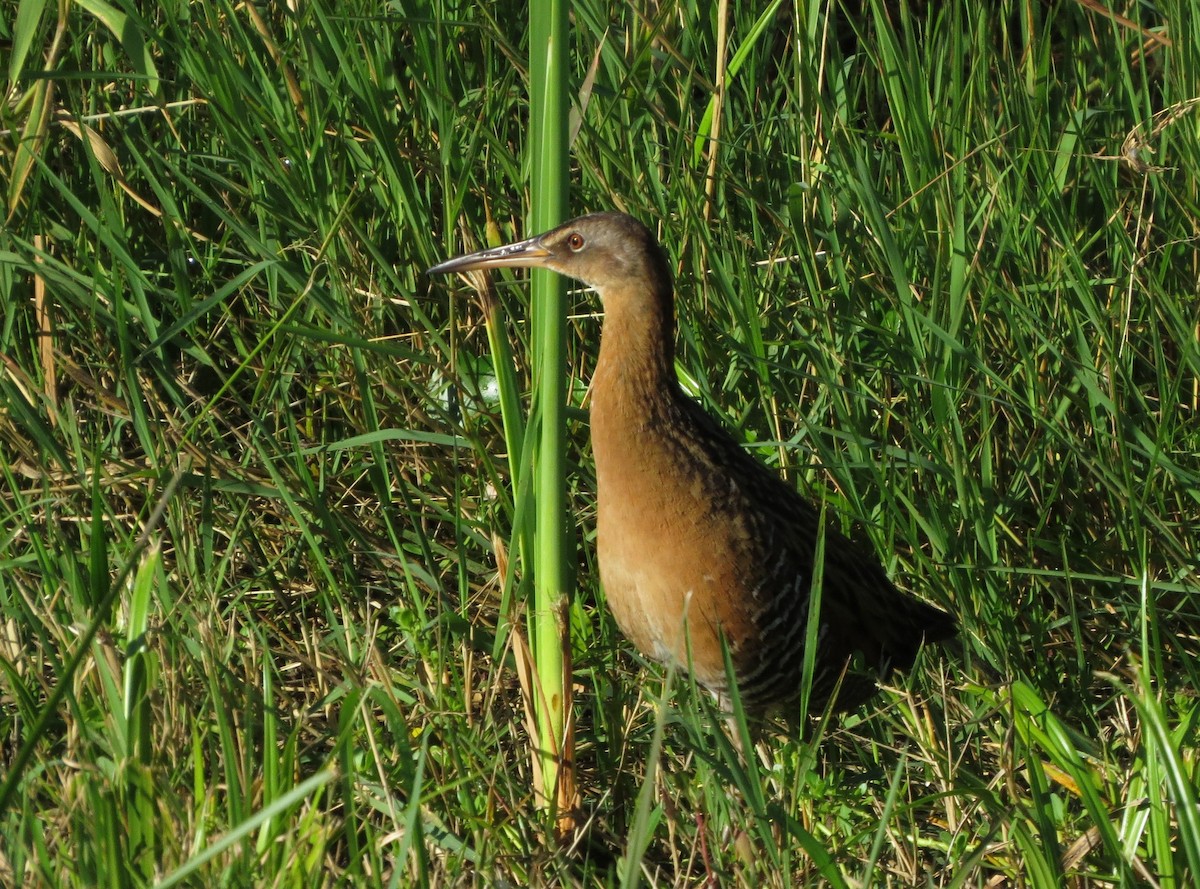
(878, 593, 955, 675)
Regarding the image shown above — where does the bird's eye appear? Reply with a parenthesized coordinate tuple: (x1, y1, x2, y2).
(566, 232, 585, 251)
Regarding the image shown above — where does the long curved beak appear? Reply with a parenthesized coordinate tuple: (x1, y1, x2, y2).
(427, 234, 552, 276)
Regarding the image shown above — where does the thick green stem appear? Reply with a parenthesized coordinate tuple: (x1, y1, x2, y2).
(529, 0, 573, 830)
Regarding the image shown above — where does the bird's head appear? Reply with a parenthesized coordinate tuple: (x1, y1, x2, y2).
(428, 212, 672, 309)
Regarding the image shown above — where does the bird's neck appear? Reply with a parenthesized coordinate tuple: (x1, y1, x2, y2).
(591, 283, 678, 416)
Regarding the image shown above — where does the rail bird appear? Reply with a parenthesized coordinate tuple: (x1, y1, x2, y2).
(429, 211, 954, 717)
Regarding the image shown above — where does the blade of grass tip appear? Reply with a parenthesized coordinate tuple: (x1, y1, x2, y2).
(6, 55, 56, 218)
(88, 448, 109, 611)
(256, 650, 279, 857)
(798, 499, 827, 728)
(123, 543, 158, 766)
(119, 539, 162, 880)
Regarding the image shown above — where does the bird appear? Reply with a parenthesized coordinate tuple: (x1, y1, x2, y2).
(428, 211, 954, 718)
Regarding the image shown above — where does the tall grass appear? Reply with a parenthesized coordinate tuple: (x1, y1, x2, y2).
(1, 0, 1197, 885)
